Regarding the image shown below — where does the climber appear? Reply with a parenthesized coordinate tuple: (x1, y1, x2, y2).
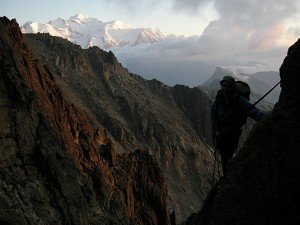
(211, 75, 265, 176)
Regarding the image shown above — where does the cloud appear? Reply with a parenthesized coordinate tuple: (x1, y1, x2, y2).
(112, 37, 217, 86)
(214, 0, 299, 20)
(109, 0, 299, 87)
(112, 34, 287, 87)
(101, 0, 214, 16)
(171, 0, 212, 13)
(101, 0, 163, 14)
(203, 0, 299, 48)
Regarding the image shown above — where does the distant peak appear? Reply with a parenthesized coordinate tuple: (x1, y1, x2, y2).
(109, 20, 134, 29)
(21, 14, 167, 49)
(69, 13, 89, 21)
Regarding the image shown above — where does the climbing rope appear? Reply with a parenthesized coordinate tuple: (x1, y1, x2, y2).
(249, 80, 281, 111)
(209, 80, 281, 190)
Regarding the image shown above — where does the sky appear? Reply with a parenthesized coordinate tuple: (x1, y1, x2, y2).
(2, 0, 300, 87)
(2, 0, 218, 36)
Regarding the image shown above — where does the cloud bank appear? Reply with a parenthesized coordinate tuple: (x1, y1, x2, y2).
(111, 0, 300, 87)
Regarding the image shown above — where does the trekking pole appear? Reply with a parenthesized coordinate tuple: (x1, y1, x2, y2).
(216, 151, 221, 178)
(210, 149, 217, 190)
(210, 135, 219, 190)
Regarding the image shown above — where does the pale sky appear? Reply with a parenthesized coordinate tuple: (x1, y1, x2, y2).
(2, 0, 300, 86)
(1, 0, 219, 36)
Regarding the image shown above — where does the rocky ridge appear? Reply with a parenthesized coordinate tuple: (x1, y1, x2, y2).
(0, 17, 171, 225)
(23, 30, 217, 223)
(185, 38, 300, 225)
(0, 16, 216, 224)
(1, 15, 295, 225)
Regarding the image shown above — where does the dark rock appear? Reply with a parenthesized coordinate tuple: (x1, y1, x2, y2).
(24, 23, 216, 222)
(184, 38, 300, 225)
(0, 16, 172, 225)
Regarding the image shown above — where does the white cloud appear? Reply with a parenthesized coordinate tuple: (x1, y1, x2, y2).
(171, 0, 212, 13)
(112, 34, 286, 87)
(112, 38, 215, 87)
(111, 0, 300, 87)
(3, 0, 299, 87)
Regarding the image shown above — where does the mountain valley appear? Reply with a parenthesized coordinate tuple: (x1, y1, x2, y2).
(1, 16, 299, 225)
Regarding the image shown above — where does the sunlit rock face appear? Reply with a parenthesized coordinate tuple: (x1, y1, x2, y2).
(0, 16, 221, 224)
(0, 16, 172, 225)
(23, 24, 216, 223)
(185, 38, 300, 225)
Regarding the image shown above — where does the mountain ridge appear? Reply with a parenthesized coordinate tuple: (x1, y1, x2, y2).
(20, 13, 282, 88)
(2, 16, 298, 225)
(2, 17, 217, 224)
(185, 37, 300, 225)
(0, 16, 172, 225)
(21, 13, 168, 49)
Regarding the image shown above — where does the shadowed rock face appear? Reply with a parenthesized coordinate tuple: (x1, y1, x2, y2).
(1, 15, 219, 224)
(185, 39, 300, 225)
(23, 21, 216, 222)
(4, 14, 295, 225)
(0, 17, 171, 225)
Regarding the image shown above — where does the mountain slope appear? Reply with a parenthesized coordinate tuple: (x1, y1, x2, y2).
(3, 16, 299, 225)
(24, 31, 215, 223)
(185, 38, 300, 225)
(1, 17, 217, 224)
(0, 16, 174, 225)
(21, 13, 167, 49)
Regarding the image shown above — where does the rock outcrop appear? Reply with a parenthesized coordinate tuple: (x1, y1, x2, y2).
(23, 24, 215, 222)
(0, 17, 171, 225)
(185, 38, 300, 225)
(4, 15, 295, 225)
(0, 16, 219, 224)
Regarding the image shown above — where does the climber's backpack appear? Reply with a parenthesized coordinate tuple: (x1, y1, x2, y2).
(235, 81, 251, 100)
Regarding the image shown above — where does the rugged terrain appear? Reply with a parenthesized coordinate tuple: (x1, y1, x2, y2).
(2, 16, 298, 225)
(1, 16, 178, 225)
(185, 38, 300, 225)
(0, 17, 216, 224)
(23, 30, 216, 224)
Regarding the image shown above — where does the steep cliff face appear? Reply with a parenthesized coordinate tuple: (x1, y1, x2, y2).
(111, 151, 170, 225)
(0, 16, 218, 224)
(0, 17, 170, 225)
(171, 85, 213, 145)
(185, 38, 300, 225)
(23, 26, 215, 222)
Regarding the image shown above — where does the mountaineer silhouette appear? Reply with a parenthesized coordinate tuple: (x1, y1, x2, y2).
(211, 75, 265, 176)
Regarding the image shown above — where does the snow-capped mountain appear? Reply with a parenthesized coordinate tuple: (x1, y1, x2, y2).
(21, 13, 168, 49)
